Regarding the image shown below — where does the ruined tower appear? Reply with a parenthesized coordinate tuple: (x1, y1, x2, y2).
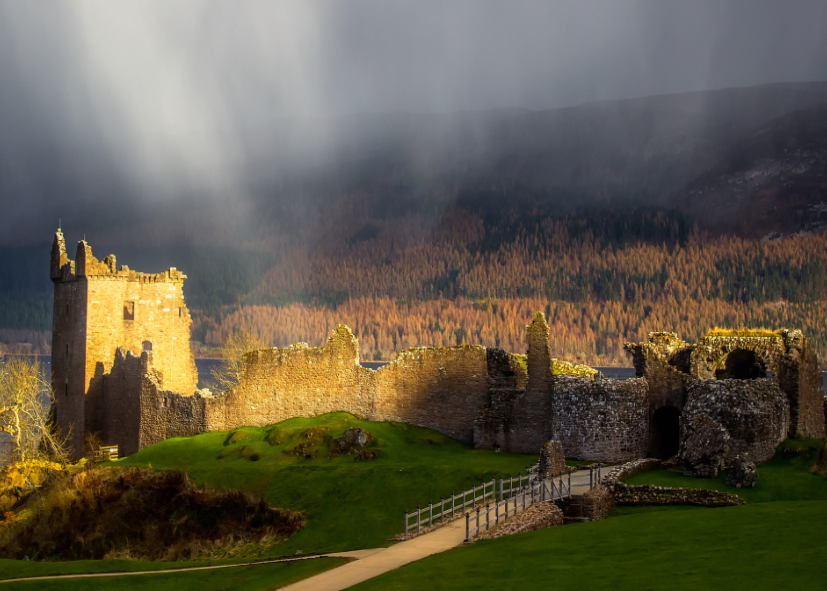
(50, 229, 198, 458)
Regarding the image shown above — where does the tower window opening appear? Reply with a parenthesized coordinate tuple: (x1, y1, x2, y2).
(124, 301, 135, 320)
(717, 349, 767, 380)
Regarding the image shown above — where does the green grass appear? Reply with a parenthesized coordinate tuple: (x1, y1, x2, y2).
(621, 438, 827, 504)
(0, 559, 210, 581)
(111, 412, 533, 557)
(349, 501, 827, 591)
(0, 557, 345, 591)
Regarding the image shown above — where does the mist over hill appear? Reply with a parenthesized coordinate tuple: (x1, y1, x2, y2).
(2, 82, 827, 364)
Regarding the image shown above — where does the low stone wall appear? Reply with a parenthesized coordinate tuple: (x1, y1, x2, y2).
(582, 485, 611, 521)
(475, 502, 563, 541)
(139, 384, 210, 451)
(550, 376, 649, 463)
(602, 458, 661, 490)
(613, 483, 744, 507)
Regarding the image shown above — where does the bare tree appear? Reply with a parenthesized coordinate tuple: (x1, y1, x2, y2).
(0, 356, 68, 465)
(210, 329, 267, 392)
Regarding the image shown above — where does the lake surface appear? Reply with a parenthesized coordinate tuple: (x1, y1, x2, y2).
(10, 357, 827, 392)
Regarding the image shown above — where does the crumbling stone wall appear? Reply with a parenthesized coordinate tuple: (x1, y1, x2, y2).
(474, 348, 533, 451)
(85, 348, 209, 456)
(691, 331, 825, 438)
(550, 376, 649, 463)
(613, 483, 744, 507)
(374, 345, 488, 443)
(625, 332, 692, 457)
(507, 313, 555, 454)
(210, 326, 374, 431)
(682, 379, 789, 464)
(205, 326, 489, 444)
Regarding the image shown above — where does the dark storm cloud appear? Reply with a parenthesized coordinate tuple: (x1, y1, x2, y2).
(1, 0, 826, 243)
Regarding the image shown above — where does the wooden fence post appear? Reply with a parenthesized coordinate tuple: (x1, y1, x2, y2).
(417, 504, 421, 534)
(429, 500, 433, 527)
(476, 507, 480, 537)
(465, 512, 470, 542)
(486, 503, 490, 531)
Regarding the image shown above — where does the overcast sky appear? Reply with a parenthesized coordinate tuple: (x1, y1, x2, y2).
(1, 0, 827, 243)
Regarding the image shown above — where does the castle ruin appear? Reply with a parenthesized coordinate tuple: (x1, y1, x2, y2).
(50, 231, 825, 465)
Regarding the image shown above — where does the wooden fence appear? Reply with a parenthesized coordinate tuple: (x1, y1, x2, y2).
(403, 463, 539, 538)
(465, 471, 572, 541)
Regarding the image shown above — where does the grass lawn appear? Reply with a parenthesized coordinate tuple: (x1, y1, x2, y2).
(0, 557, 346, 591)
(349, 501, 827, 591)
(614, 438, 827, 517)
(111, 412, 533, 557)
(0, 559, 220, 581)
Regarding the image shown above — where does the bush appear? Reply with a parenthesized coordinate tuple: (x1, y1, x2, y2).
(0, 467, 304, 561)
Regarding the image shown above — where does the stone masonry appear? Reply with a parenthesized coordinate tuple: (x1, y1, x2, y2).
(51, 230, 197, 457)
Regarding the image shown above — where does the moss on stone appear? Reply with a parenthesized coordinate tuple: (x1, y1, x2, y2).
(705, 327, 783, 338)
(264, 427, 288, 446)
(223, 430, 251, 446)
(552, 358, 597, 378)
(282, 427, 331, 459)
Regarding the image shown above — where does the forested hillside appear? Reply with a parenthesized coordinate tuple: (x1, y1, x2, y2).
(194, 208, 827, 366)
(2, 82, 826, 366)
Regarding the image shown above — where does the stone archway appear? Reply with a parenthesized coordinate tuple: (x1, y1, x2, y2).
(650, 406, 681, 459)
(715, 349, 767, 380)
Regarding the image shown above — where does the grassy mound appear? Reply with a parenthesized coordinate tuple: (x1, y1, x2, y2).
(0, 468, 303, 561)
(349, 501, 827, 591)
(113, 413, 534, 556)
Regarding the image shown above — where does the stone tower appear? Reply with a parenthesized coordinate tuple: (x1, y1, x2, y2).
(50, 229, 198, 458)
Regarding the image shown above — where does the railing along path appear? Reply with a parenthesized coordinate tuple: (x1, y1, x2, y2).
(403, 462, 602, 542)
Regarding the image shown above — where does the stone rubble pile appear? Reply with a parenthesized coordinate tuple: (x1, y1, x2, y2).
(724, 455, 758, 488)
(679, 413, 730, 478)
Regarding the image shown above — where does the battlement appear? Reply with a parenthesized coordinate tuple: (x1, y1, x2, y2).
(50, 229, 186, 284)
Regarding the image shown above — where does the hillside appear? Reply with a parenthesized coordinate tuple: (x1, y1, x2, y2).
(113, 413, 533, 556)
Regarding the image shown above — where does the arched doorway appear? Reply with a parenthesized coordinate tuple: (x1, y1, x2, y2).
(651, 406, 681, 459)
(715, 349, 767, 380)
